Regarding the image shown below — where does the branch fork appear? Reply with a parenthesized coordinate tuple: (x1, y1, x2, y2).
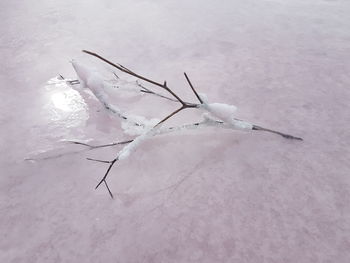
(68, 50, 303, 198)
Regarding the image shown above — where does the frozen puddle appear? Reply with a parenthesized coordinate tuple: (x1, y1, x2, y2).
(25, 77, 90, 161)
(44, 76, 88, 127)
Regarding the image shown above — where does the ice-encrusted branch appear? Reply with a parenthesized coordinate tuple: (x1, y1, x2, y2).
(69, 50, 303, 198)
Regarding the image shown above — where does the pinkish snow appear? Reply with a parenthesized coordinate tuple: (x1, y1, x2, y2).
(1, 0, 350, 262)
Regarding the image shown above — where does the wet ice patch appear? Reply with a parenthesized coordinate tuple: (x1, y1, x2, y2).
(51, 92, 74, 111)
(44, 76, 88, 127)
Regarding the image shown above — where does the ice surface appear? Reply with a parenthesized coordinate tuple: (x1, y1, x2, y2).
(1, 0, 350, 262)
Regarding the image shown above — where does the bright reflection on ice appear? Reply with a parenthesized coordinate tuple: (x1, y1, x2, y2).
(51, 92, 71, 111)
(44, 77, 89, 127)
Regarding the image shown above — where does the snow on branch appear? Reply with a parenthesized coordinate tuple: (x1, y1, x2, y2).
(68, 50, 303, 198)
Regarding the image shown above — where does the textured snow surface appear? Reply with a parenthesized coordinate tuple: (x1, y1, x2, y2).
(1, 0, 350, 262)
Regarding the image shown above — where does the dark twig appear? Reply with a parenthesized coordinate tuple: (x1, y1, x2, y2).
(67, 80, 80, 85)
(104, 181, 114, 199)
(155, 106, 185, 127)
(86, 158, 112, 164)
(58, 74, 80, 85)
(184, 72, 203, 104)
(252, 125, 303, 140)
(82, 50, 186, 104)
(82, 50, 201, 121)
(67, 140, 133, 149)
(82, 50, 203, 109)
(95, 158, 118, 199)
(136, 81, 178, 102)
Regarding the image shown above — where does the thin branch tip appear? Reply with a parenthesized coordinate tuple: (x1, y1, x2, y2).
(184, 72, 203, 104)
(86, 158, 112, 164)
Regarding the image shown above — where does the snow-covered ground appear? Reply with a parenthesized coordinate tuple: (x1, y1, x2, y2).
(1, 0, 350, 262)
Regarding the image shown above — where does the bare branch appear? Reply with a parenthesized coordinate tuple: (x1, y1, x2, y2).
(74, 50, 303, 199)
(58, 74, 79, 85)
(136, 81, 178, 102)
(95, 158, 118, 199)
(86, 158, 112, 164)
(162, 80, 185, 105)
(252, 125, 303, 140)
(184, 72, 203, 104)
(82, 50, 188, 104)
(155, 106, 185, 127)
(104, 181, 114, 199)
(82, 50, 164, 87)
(67, 140, 133, 149)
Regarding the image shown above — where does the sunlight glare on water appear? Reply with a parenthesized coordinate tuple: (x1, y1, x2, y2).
(51, 92, 72, 111)
(45, 77, 89, 126)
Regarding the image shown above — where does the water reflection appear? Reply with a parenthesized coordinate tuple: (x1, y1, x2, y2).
(45, 76, 89, 127)
(51, 92, 72, 111)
